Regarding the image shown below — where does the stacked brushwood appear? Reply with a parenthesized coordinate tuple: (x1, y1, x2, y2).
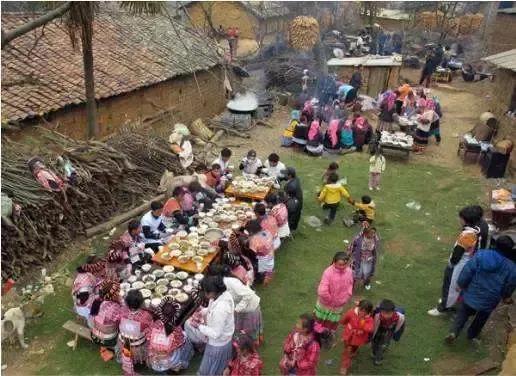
(265, 57, 315, 92)
(1, 127, 205, 280)
(288, 16, 320, 51)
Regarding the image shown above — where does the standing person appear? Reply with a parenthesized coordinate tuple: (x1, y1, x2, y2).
(223, 225, 255, 286)
(419, 53, 437, 88)
(279, 313, 321, 376)
(348, 224, 380, 290)
(377, 91, 397, 132)
(413, 101, 439, 154)
(146, 298, 194, 373)
(205, 164, 224, 192)
(187, 276, 235, 376)
(427, 98, 443, 145)
(117, 290, 154, 366)
(285, 185, 302, 233)
(283, 167, 303, 206)
(395, 82, 412, 115)
(209, 265, 263, 345)
(371, 299, 406, 366)
(263, 153, 286, 181)
(472, 205, 489, 249)
(315, 252, 354, 333)
(322, 162, 340, 184)
(90, 280, 122, 351)
(318, 173, 351, 225)
(445, 236, 516, 344)
(225, 334, 263, 376)
(266, 193, 291, 240)
(141, 201, 168, 251)
(349, 65, 363, 92)
(368, 148, 386, 191)
(240, 150, 263, 175)
(428, 206, 481, 316)
(246, 220, 275, 286)
(254, 203, 280, 251)
(302, 69, 310, 92)
(339, 300, 374, 375)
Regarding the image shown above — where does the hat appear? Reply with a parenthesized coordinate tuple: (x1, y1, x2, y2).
(169, 132, 183, 145)
(247, 150, 257, 158)
(281, 167, 296, 177)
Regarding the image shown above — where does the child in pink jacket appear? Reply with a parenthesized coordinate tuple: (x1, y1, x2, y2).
(314, 252, 354, 332)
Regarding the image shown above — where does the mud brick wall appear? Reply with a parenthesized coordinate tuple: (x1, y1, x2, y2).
(487, 14, 516, 55)
(26, 67, 225, 140)
(488, 68, 516, 176)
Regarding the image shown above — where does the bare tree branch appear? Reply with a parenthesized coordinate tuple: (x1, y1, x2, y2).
(1, 1, 71, 49)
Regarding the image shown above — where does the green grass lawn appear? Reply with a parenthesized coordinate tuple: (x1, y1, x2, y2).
(6, 152, 488, 375)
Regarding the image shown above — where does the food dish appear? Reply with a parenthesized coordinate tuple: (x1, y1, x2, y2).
(175, 293, 189, 303)
(140, 288, 152, 298)
(163, 265, 175, 273)
(176, 271, 189, 280)
(170, 280, 183, 288)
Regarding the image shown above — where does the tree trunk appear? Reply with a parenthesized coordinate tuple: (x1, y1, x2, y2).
(81, 23, 98, 139)
(1, 2, 71, 49)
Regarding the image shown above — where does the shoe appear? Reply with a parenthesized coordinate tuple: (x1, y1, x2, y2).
(427, 308, 444, 316)
(374, 359, 383, 366)
(445, 333, 456, 344)
(323, 218, 331, 225)
(365, 284, 371, 290)
(369, 187, 373, 191)
(376, 187, 381, 191)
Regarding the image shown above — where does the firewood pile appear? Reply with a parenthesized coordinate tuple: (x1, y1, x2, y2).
(265, 57, 315, 92)
(1, 127, 204, 280)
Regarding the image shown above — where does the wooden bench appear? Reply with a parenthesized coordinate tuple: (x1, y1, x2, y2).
(62, 320, 92, 350)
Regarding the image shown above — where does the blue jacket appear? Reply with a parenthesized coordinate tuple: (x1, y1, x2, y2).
(458, 249, 516, 312)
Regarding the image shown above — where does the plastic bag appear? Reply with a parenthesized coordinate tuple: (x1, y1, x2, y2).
(406, 201, 422, 210)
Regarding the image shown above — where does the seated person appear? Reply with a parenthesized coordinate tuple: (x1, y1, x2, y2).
(340, 119, 355, 149)
(163, 187, 191, 228)
(306, 119, 324, 156)
(281, 111, 300, 147)
(239, 150, 263, 175)
(189, 181, 214, 211)
(141, 201, 168, 252)
(263, 153, 286, 182)
(323, 119, 341, 153)
(204, 164, 224, 192)
(111, 220, 144, 265)
(351, 113, 373, 152)
(212, 148, 234, 185)
(292, 116, 309, 146)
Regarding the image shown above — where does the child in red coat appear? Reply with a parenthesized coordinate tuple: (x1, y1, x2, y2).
(339, 300, 374, 375)
(225, 334, 263, 376)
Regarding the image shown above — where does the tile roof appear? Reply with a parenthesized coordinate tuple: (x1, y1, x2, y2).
(482, 49, 516, 72)
(1, 11, 222, 122)
(240, 1, 290, 19)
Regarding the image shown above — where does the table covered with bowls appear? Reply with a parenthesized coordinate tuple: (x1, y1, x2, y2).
(378, 131, 413, 158)
(225, 175, 274, 202)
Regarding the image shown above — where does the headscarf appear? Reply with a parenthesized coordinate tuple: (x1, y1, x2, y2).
(354, 116, 368, 132)
(107, 249, 123, 263)
(303, 100, 314, 116)
(307, 120, 321, 141)
(343, 119, 353, 130)
(383, 91, 397, 111)
(328, 119, 340, 147)
(425, 98, 436, 111)
(156, 297, 182, 336)
(290, 110, 300, 121)
(417, 97, 427, 109)
(90, 279, 120, 316)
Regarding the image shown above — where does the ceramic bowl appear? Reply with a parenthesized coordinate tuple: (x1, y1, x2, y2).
(176, 230, 188, 239)
(170, 280, 183, 288)
(192, 255, 204, 264)
(152, 269, 165, 278)
(176, 293, 189, 303)
(168, 243, 180, 250)
(184, 250, 195, 258)
(163, 265, 175, 273)
(194, 273, 204, 281)
(169, 288, 181, 296)
(164, 272, 176, 280)
(141, 264, 152, 273)
(176, 271, 189, 280)
(151, 298, 162, 307)
(161, 252, 172, 261)
(156, 278, 169, 286)
(142, 274, 156, 283)
(155, 285, 168, 295)
(177, 255, 190, 264)
(120, 282, 131, 291)
(127, 275, 138, 284)
(140, 288, 152, 298)
(132, 281, 145, 290)
(170, 249, 182, 257)
(144, 281, 156, 290)
(183, 285, 194, 294)
(196, 249, 208, 257)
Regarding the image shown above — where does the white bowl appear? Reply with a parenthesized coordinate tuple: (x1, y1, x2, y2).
(141, 264, 152, 272)
(163, 265, 175, 273)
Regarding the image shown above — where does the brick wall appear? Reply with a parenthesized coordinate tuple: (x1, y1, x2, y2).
(487, 14, 516, 55)
(22, 66, 225, 140)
